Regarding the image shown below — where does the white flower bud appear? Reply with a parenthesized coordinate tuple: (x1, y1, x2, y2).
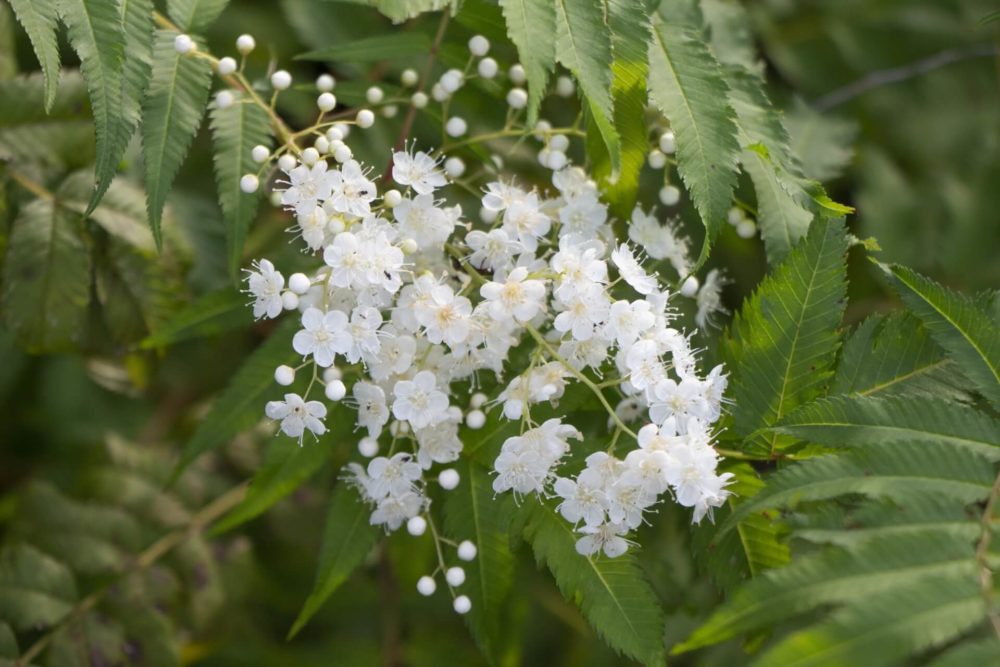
(281, 291, 299, 310)
(400, 238, 418, 255)
(465, 409, 485, 430)
(438, 468, 460, 490)
(356, 109, 375, 128)
(417, 575, 436, 596)
(323, 366, 342, 382)
(270, 70, 292, 91)
(217, 57, 237, 76)
(382, 104, 398, 118)
(406, 516, 427, 536)
(288, 272, 311, 295)
(365, 86, 384, 104)
(174, 34, 194, 55)
(457, 541, 477, 561)
(648, 149, 666, 169)
(327, 215, 346, 234)
(278, 154, 297, 172)
(445, 117, 467, 137)
(508, 64, 526, 84)
(338, 123, 351, 139)
(251, 145, 270, 163)
(382, 189, 402, 208)
(236, 34, 256, 55)
(556, 76, 575, 98)
(479, 207, 497, 223)
(401, 68, 418, 86)
(453, 595, 471, 614)
(239, 174, 259, 193)
(326, 125, 344, 142)
(274, 365, 295, 386)
(441, 69, 463, 93)
(680, 275, 700, 298)
(444, 157, 465, 178)
(333, 143, 352, 163)
(431, 83, 448, 102)
(659, 130, 676, 154)
(215, 90, 235, 109)
(445, 566, 465, 587)
(727, 206, 744, 226)
(468, 35, 490, 57)
(477, 57, 498, 79)
(314, 136, 330, 154)
(506, 88, 528, 110)
(548, 134, 569, 152)
(659, 184, 681, 206)
(269, 191, 282, 207)
(470, 392, 487, 408)
(412, 91, 429, 108)
(537, 149, 551, 168)
(316, 73, 335, 92)
(317, 92, 337, 112)
(737, 219, 757, 239)
(302, 147, 321, 166)
(546, 150, 567, 170)
(358, 436, 379, 458)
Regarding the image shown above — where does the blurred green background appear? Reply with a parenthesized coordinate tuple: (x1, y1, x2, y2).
(0, 0, 997, 665)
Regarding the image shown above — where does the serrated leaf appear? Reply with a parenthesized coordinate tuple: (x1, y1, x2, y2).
(498, 0, 555, 124)
(166, 0, 230, 32)
(784, 98, 856, 183)
(769, 395, 1000, 461)
(522, 499, 666, 665)
(647, 19, 740, 267)
(366, 0, 455, 24)
(0, 544, 77, 632)
(8, 0, 61, 110)
(57, 169, 156, 251)
(173, 318, 298, 476)
(554, 0, 617, 162)
(726, 219, 848, 456)
(212, 421, 346, 534)
(288, 483, 380, 638)
(442, 458, 517, 663)
(296, 32, 432, 62)
(140, 289, 247, 349)
(831, 311, 970, 402)
(209, 93, 271, 278)
(677, 533, 980, 654)
(58, 0, 128, 211)
(119, 0, 154, 165)
(886, 264, 1000, 410)
(142, 29, 213, 249)
(0, 197, 91, 353)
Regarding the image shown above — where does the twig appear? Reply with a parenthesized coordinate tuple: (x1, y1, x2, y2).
(812, 44, 999, 111)
(17, 482, 248, 666)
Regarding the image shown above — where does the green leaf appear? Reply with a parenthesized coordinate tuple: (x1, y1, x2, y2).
(119, 0, 154, 169)
(442, 458, 517, 663)
(0, 544, 77, 632)
(364, 0, 456, 24)
(166, 0, 230, 32)
(58, 0, 127, 211)
(831, 311, 970, 402)
(0, 621, 17, 659)
(57, 169, 156, 251)
(726, 219, 848, 456)
(142, 29, 214, 249)
(0, 3, 17, 81)
(173, 318, 298, 477)
(588, 0, 649, 215)
(288, 483, 381, 638)
(677, 532, 980, 654)
(769, 395, 1000, 461)
(209, 93, 271, 278)
(0, 198, 91, 353)
(647, 19, 740, 267)
(522, 499, 666, 665)
(296, 32, 432, 62)
(885, 264, 1000, 410)
(784, 98, 856, 183)
(140, 289, 247, 349)
(554, 0, 617, 162)
(212, 435, 337, 534)
(8, 0, 61, 111)
(498, 0, 555, 124)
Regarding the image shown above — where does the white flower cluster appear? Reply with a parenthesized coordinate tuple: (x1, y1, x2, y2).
(245, 136, 733, 563)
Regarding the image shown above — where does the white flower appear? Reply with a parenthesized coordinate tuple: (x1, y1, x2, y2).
(354, 381, 390, 438)
(649, 377, 711, 424)
(294, 205, 329, 251)
(550, 239, 607, 299)
(480, 267, 546, 323)
(371, 491, 426, 531)
(554, 470, 607, 527)
(611, 244, 658, 296)
(265, 393, 327, 442)
(367, 327, 416, 381)
(293, 307, 351, 367)
(605, 300, 656, 348)
(501, 195, 551, 252)
(394, 194, 456, 249)
(558, 193, 607, 238)
(280, 160, 335, 213)
(367, 452, 423, 499)
(324, 232, 368, 289)
(553, 281, 610, 341)
(246, 259, 284, 319)
(415, 284, 473, 347)
(695, 269, 729, 330)
(327, 160, 377, 218)
(552, 167, 594, 199)
(465, 229, 522, 272)
(414, 420, 463, 469)
(345, 306, 383, 364)
(392, 370, 449, 429)
(392, 148, 447, 195)
(482, 179, 528, 212)
(492, 446, 550, 496)
(628, 207, 691, 277)
(624, 339, 666, 394)
(575, 522, 631, 558)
